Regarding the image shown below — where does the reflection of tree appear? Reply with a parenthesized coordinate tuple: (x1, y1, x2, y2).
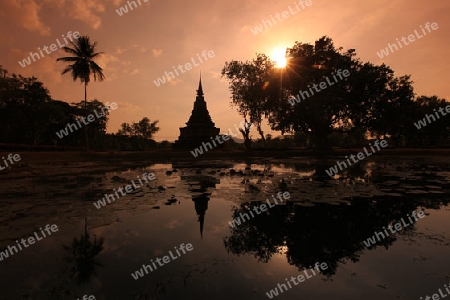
(41, 219, 105, 299)
(224, 196, 436, 277)
(292, 158, 369, 182)
(224, 202, 287, 263)
(63, 218, 104, 285)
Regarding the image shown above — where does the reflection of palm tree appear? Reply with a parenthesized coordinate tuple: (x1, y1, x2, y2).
(63, 218, 104, 285)
(56, 36, 105, 151)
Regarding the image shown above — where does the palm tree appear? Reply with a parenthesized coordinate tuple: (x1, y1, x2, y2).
(56, 35, 105, 151)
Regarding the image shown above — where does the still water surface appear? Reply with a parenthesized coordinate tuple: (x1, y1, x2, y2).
(1, 157, 450, 299)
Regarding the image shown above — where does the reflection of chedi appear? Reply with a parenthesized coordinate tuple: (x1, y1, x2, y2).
(174, 76, 220, 148)
(186, 175, 218, 239)
(192, 193, 210, 239)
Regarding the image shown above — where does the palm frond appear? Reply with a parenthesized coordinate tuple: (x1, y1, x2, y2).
(56, 56, 79, 62)
(61, 65, 74, 75)
(60, 46, 80, 56)
(56, 35, 106, 84)
(90, 52, 104, 58)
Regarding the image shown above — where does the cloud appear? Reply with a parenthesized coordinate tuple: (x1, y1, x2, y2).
(136, 45, 152, 53)
(47, 0, 122, 29)
(114, 44, 154, 55)
(2, 0, 122, 34)
(164, 219, 184, 229)
(59, 0, 106, 29)
(8, 47, 63, 85)
(0, 0, 51, 36)
(209, 70, 227, 83)
(95, 52, 120, 81)
(123, 68, 139, 76)
(93, 53, 140, 81)
(115, 47, 127, 55)
(168, 77, 183, 86)
(129, 69, 139, 75)
(96, 52, 120, 68)
(152, 49, 163, 57)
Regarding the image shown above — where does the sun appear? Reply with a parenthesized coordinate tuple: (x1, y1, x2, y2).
(271, 47, 287, 68)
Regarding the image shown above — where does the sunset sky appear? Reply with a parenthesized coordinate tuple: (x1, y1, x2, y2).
(0, 0, 449, 141)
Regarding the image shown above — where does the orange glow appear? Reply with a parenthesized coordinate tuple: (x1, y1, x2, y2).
(271, 47, 287, 68)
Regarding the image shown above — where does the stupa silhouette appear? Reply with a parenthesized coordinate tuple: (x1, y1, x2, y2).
(174, 75, 220, 148)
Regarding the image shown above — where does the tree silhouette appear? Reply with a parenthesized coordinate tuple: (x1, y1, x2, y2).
(268, 36, 357, 149)
(56, 35, 105, 151)
(117, 117, 160, 149)
(221, 36, 448, 149)
(221, 54, 274, 148)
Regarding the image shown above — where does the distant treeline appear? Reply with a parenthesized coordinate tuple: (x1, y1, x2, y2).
(0, 66, 166, 150)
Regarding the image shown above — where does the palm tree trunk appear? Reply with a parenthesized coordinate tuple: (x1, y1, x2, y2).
(84, 82, 89, 151)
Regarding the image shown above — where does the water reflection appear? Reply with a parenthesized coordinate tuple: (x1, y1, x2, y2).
(224, 193, 449, 277)
(2, 158, 450, 299)
(63, 218, 105, 285)
(183, 172, 219, 239)
(192, 193, 210, 239)
(40, 219, 106, 299)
